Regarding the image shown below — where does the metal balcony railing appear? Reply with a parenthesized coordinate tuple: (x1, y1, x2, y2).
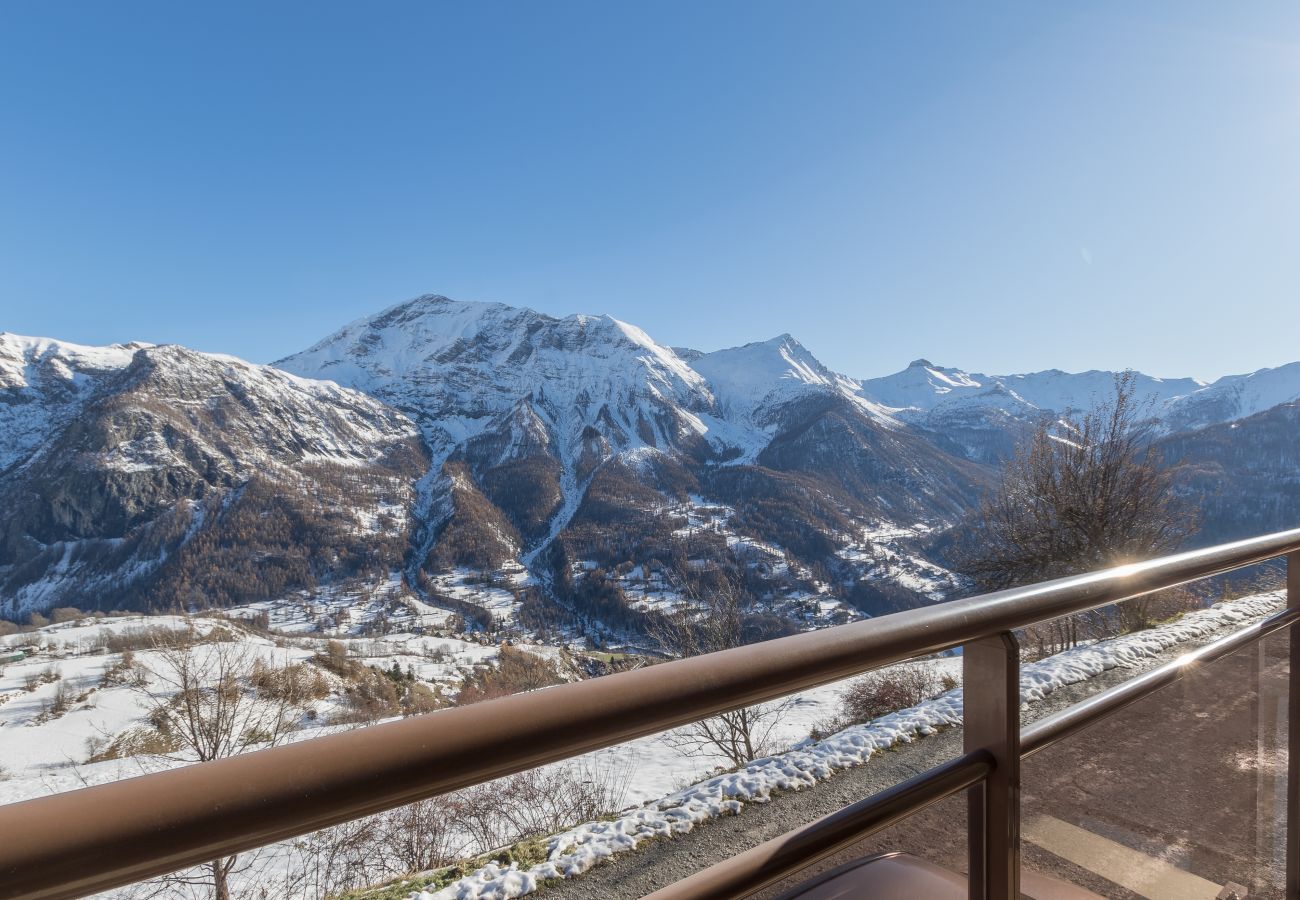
(4, 528, 1300, 900)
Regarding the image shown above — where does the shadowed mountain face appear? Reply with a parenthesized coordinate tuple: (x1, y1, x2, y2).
(1157, 400, 1300, 546)
(0, 337, 426, 619)
(5, 295, 1300, 632)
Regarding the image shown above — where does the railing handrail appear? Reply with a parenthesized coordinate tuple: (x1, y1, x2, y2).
(3, 527, 1299, 900)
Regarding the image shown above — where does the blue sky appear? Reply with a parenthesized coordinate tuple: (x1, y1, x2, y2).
(2, 2, 1298, 380)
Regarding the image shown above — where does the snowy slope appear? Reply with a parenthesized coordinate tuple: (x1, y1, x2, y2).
(273, 297, 993, 622)
(0, 339, 426, 616)
(14, 290, 1300, 627)
(423, 591, 1282, 900)
(276, 296, 740, 577)
(860, 357, 1300, 437)
(1163, 361, 1300, 432)
(276, 295, 717, 463)
(0, 333, 144, 473)
(860, 358, 1206, 419)
(692, 334, 897, 428)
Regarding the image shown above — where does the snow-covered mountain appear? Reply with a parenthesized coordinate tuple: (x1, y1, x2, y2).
(1161, 362, 1300, 433)
(9, 293, 1300, 636)
(0, 333, 147, 474)
(276, 297, 987, 634)
(691, 334, 894, 429)
(0, 339, 425, 618)
(860, 357, 1300, 433)
(855, 358, 1300, 464)
(277, 296, 718, 461)
(860, 359, 1205, 417)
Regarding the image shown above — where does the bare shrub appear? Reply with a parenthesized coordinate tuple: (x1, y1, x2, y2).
(456, 755, 632, 852)
(23, 665, 60, 692)
(455, 646, 563, 705)
(40, 679, 74, 719)
(401, 681, 443, 717)
(1020, 583, 1211, 661)
(49, 607, 84, 624)
(102, 625, 194, 654)
(960, 373, 1195, 589)
(99, 649, 142, 687)
(814, 664, 956, 738)
(135, 641, 307, 762)
(126, 634, 320, 899)
(333, 668, 401, 725)
(284, 815, 391, 900)
(250, 659, 330, 705)
(842, 665, 951, 723)
(958, 373, 1198, 650)
(87, 724, 182, 762)
(276, 756, 628, 899)
(313, 640, 366, 680)
(378, 795, 471, 874)
(313, 641, 446, 725)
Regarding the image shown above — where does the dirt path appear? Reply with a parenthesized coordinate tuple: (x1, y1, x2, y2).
(541, 626, 1289, 899)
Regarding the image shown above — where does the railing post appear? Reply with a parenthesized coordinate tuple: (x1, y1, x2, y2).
(1288, 552, 1300, 899)
(965, 631, 1020, 900)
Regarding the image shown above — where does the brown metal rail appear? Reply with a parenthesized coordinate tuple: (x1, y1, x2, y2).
(651, 603, 1300, 900)
(1021, 604, 1300, 757)
(2, 528, 1300, 900)
(642, 751, 995, 900)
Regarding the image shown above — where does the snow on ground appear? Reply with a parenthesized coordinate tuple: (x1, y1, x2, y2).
(0, 608, 570, 900)
(225, 571, 530, 636)
(431, 567, 529, 627)
(659, 496, 859, 626)
(402, 595, 461, 630)
(2, 591, 1280, 900)
(356, 634, 504, 688)
(837, 521, 961, 602)
(0, 615, 554, 805)
(227, 575, 412, 635)
(416, 592, 1282, 900)
(573, 560, 685, 615)
(557, 656, 961, 810)
(0, 615, 322, 799)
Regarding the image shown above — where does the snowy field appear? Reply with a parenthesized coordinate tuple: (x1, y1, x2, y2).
(0, 592, 1280, 900)
(429, 566, 531, 627)
(0, 615, 523, 806)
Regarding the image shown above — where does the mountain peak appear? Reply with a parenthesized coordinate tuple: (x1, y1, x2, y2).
(691, 333, 856, 423)
(277, 292, 713, 463)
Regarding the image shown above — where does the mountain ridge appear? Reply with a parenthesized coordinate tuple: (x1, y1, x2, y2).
(5, 294, 1300, 639)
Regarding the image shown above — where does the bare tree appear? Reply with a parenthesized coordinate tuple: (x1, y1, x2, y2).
(958, 372, 1197, 651)
(648, 570, 792, 768)
(127, 631, 316, 900)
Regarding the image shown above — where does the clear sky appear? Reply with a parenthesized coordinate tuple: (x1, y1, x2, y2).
(2, 2, 1298, 380)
